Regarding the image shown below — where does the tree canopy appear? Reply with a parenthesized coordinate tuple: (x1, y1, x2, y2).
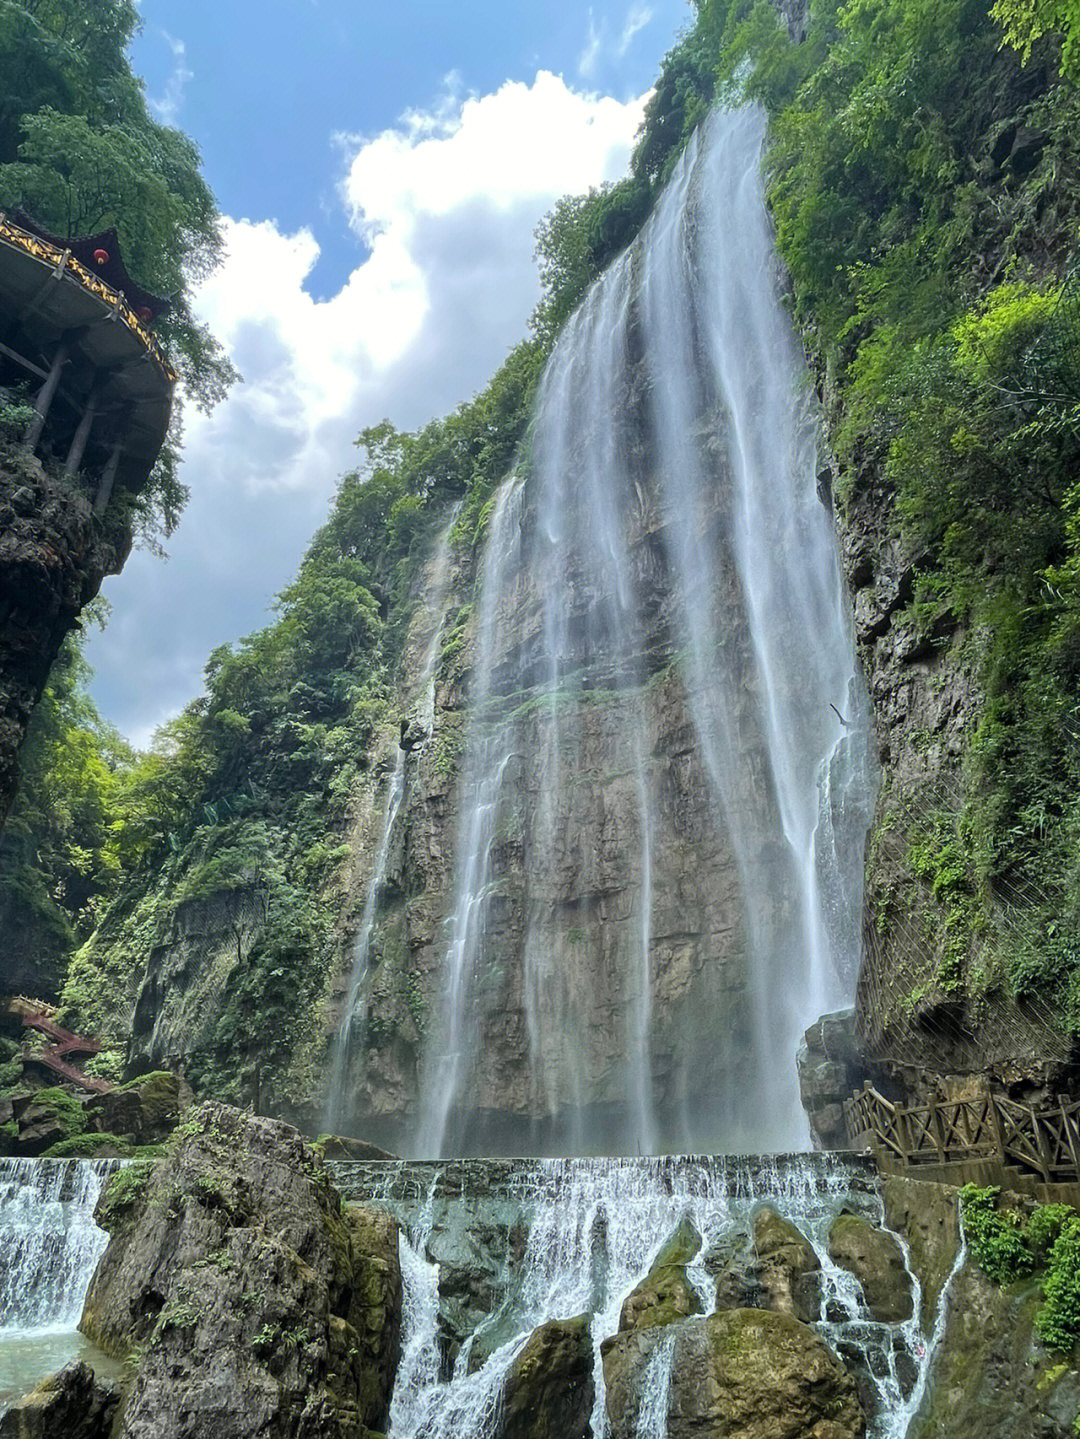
(992, 0, 1080, 79)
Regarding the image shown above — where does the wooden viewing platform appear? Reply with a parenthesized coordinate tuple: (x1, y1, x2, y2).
(0, 211, 175, 508)
(844, 1081, 1080, 1200)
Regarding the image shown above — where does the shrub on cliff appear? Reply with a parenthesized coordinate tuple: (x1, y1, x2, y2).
(961, 1184, 1080, 1352)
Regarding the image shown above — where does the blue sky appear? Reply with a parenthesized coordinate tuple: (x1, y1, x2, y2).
(86, 0, 692, 742)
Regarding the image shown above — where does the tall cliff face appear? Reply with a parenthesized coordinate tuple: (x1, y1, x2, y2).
(0, 453, 128, 832)
(100, 110, 877, 1155)
(328, 109, 875, 1158)
(334, 476, 754, 1156)
(56, 0, 1080, 1148)
(839, 469, 1074, 1095)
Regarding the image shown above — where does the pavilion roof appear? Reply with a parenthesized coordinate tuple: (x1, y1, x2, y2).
(12, 210, 171, 321)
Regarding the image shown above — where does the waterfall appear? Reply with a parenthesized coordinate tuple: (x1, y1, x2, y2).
(328, 505, 460, 1133)
(350, 1153, 935, 1439)
(327, 746, 407, 1132)
(0, 1158, 113, 1333)
(415, 503, 462, 738)
(416, 103, 875, 1158)
(0, 1158, 119, 1413)
(416, 479, 525, 1159)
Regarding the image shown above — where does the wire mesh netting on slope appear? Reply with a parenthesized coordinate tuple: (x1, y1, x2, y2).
(856, 772, 1073, 1074)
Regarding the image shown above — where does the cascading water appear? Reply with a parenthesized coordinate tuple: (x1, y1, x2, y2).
(0, 1158, 119, 1411)
(328, 747, 407, 1132)
(327, 1154, 954, 1439)
(416, 103, 875, 1158)
(328, 507, 460, 1132)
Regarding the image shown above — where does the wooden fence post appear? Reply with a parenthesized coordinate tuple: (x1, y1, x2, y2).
(1059, 1096, 1080, 1181)
(927, 1094, 945, 1162)
(1034, 1110, 1053, 1185)
(987, 1093, 1006, 1167)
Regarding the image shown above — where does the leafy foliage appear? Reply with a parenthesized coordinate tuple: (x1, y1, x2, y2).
(1, 623, 134, 976)
(992, 0, 1080, 79)
(960, 1182, 1037, 1282)
(962, 1185, 1080, 1353)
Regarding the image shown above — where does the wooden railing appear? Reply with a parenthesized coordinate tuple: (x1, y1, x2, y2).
(844, 1082, 1080, 1186)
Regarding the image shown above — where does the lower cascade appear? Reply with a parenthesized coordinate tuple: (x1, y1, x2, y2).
(329, 1153, 955, 1439)
(0, 1158, 117, 1412)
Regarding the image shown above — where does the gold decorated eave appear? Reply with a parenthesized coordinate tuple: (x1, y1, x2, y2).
(0, 212, 177, 509)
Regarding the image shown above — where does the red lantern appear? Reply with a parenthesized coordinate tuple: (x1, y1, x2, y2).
(137, 307, 152, 324)
(93, 248, 109, 266)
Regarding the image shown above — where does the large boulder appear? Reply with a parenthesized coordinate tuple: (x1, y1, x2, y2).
(603, 1308, 864, 1439)
(797, 1010, 865, 1149)
(497, 1314, 593, 1439)
(0, 1360, 119, 1439)
(81, 1101, 401, 1439)
(10, 1099, 69, 1155)
(827, 1212, 913, 1323)
(618, 1216, 703, 1334)
(83, 1071, 191, 1144)
(749, 1206, 821, 1323)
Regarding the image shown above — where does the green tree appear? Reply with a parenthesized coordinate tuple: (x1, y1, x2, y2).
(1, 627, 133, 948)
(992, 0, 1080, 79)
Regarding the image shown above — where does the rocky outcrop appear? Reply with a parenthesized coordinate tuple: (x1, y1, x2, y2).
(797, 1010, 867, 1149)
(837, 464, 1071, 1088)
(0, 454, 127, 838)
(126, 885, 270, 1077)
(881, 1175, 962, 1324)
(0, 1360, 119, 1439)
(747, 1206, 821, 1324)
(498, 1315, 593, 1439)
(81, 1101, 401, 1439)
(83, 1071, 191, 1144)
(827, 1212, 913, 1323)
(618, 1216, 703, 1333)
(603, 1309, 864, 1439)
(910, 1263, 1080, 1437)
(342, 1203, 403, 1428)
(883, 1174, 1080, 1436)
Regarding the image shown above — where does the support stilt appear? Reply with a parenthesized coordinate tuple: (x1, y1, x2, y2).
(23, 337, 69, 451)
(94, 436, 122, 516)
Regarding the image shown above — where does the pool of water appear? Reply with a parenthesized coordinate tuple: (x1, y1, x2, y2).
(0, 1328, 125, 1414)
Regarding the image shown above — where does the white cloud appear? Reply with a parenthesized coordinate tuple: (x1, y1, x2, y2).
(618, 3, 654, 56)
(148, 33, 193, 125)
(88, 72, 647, 744)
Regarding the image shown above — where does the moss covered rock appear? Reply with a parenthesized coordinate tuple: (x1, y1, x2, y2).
(750, 1205, 821, 1324)
(81, 1101, 401, 1439)
(603, 1308, 864, 1439)
(827, 1212, 913, 1323)
(83, 1070, 191, 1145)
(498, 1314, 593, 1439)
(617, 1215, 703, 1333)
(0, 1360, 119, 1439)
